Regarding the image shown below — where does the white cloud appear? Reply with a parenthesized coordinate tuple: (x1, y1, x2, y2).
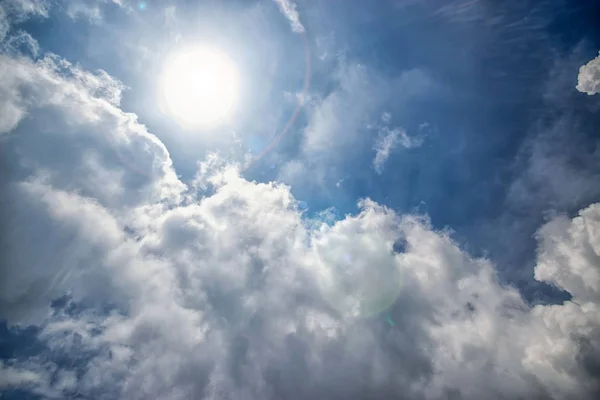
(1, 14, 599, 400)
(0, 52, 182, 200)
(3, 0, 49, 19)
(65, 0, 128, 22)
(0, 49, 184, 323)
(528, 203, 600, 397)
(0, 361, 45, 389)
(0, 360, 70, 398)
(5, 160, 599, 398)
(373, 128, 399, 175)
(1, 30, 39, 55)
(66, 1, 103, 21)
(373, 126, 423, 175)
(273, 0, 305, 33)
(508, 115, 600, 212)
(487, 46, 600, 289)
(0, 0, 49, 42)
(280, 64, 432, 189)
(301, 64, 374, 154)
(577, 51, 600, 95)
(535, 203, 600, 303)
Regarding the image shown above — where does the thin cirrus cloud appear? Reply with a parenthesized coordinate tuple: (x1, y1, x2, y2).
(279, 64, 433, 190)
(272, 0, 305, 33)
(0, 1, 599, 399)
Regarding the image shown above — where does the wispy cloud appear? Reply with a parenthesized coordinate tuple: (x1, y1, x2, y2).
(280, 64, 433, 190)
(373, 126, 423, 175)
(65, 0, 128, 22)
(0, 361, 45, 389)
(0, 0, 49, 42)
(273, 0, 305, 33)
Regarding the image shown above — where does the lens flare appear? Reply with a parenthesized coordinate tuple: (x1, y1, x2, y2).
(160, 46, 239, 129)
(317, 251, 402, 319)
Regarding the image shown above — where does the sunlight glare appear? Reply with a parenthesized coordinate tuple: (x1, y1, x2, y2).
(161, 46, 239, 128)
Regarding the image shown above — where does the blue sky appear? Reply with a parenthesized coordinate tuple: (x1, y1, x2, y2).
(1, 0, 600, 399)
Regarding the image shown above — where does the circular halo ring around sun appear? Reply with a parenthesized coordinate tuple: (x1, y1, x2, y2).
(244, 28, 311, 170)
(114, 14, 311, 180)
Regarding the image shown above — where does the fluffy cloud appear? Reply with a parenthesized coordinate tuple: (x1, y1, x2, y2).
(3, 152, 600, 399)
(1, 10, 600, 400)
(0, 50, 184, 323)
(535, 204, 600, 303)
(577, 52, 600, 95)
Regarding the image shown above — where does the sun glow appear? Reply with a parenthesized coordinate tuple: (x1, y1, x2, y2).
(160, 46, 239, 128)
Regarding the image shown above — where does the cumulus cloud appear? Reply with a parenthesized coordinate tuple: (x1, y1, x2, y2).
(483, 45, 600, 290)
(0, 49, 184, 323)
(577, 52, 600, 95)
(3, 148, 600, 399)
(273, 0, 305, 33)
(1, 9, 599, 400)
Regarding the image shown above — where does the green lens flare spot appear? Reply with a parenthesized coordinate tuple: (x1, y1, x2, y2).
(318, 254, 402, 319)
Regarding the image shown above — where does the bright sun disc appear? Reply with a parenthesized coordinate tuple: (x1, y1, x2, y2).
(161, 46, 239, 128)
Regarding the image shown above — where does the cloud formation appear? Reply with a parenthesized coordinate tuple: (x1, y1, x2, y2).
(280, 64, 432, 190)
(273, 0, 305, 33)
(2, 46, 600, 399)
(373, 126, 423, 175)
(1, 3, 600, 400)
(0, 49, 184, 323)
(577, 52, 600, 95)
(0, 0, 49, 43)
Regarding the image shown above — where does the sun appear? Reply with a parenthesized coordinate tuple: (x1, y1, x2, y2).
(160, 46, 239, 128)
